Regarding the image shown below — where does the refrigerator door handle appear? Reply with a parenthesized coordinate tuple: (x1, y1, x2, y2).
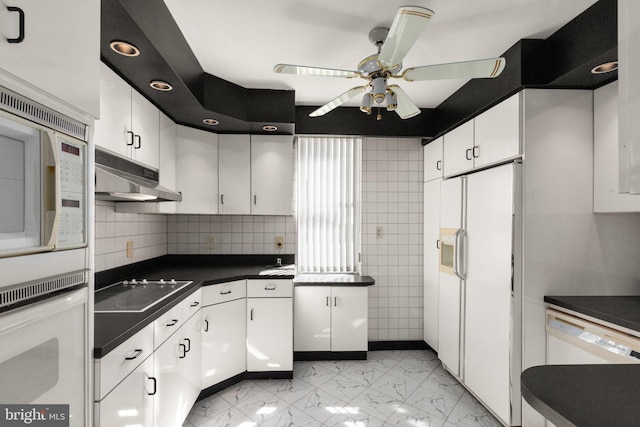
(453, 229, 466, 280)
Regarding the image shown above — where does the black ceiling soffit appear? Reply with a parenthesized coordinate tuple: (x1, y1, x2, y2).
(101, 0, 616, 138)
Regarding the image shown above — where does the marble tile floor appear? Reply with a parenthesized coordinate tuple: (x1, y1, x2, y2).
(184, 349, 502, 427)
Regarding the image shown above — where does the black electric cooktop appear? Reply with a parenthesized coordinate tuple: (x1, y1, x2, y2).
(94, 279, 192, 313)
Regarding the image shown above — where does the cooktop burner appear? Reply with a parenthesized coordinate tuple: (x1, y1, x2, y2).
(94, 279, 192, 313)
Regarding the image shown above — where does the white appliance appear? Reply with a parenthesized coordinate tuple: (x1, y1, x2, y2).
(0, 85, 87, 258)
(0, 85, 90, 426)
(438, 162, 522, 426)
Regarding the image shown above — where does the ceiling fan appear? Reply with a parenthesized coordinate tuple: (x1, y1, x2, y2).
(273, 6, 506, 120)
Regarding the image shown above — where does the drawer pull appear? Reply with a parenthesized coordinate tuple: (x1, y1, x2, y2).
(220, 290, 232, 295)
(184, 338, 191, 352)
(7, 6, 25, 44)
(204, 319, 209, 332)
(190, 301, 200, 307)
(147, 377, 157, 396)
(166, 319, 179, 327)
(125, 349, 143, 360)
(265, 284, 277, 290)
(179, 343, 187, 359)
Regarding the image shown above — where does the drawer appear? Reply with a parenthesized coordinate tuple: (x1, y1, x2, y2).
(247, 279, 293, 298)
(95, 323, 153, 401)
(153, 303, 183, 349)
(202, 280, 246, 306)
(182, 288, 202, 320)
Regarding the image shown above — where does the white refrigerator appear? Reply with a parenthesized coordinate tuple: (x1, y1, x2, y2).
(438, 162, 522, 426)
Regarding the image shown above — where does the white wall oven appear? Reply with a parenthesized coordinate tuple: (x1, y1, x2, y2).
(0, 85, 90, 427)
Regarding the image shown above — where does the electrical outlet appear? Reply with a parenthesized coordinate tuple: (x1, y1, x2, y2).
(126, 240, 134, 258)
(205, 236, 215, 249)
(275, 236, 284, 249)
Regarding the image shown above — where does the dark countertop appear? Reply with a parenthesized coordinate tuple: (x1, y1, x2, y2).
(294, 273, 375, 286)
(522, 364, 640, 427)
(94, 255, 374, 358)
(544, 295, 640, 334)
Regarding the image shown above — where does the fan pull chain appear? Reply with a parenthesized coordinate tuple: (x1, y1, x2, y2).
(377, 106, 382, 121)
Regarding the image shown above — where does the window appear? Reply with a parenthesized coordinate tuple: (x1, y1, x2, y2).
(297, 136, 361, 273)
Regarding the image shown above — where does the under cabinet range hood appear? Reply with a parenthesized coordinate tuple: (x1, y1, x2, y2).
(95, 148, 182, 202)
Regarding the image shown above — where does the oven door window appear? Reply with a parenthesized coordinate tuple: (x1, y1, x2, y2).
(0, 115, 42, 254)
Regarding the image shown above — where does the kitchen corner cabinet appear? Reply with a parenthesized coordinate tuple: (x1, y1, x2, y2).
(424, 136, 444, 182)
(444, 93, 521, 177)
(219, 135, 251, 214)
(594, 81, 640, 212)
(201, 280, 247, 389)
(294, 286, 368, 353)
(175, 126, 219, 214)
(0, 0, 100, 117)
(246, 279, 293, 372)
(94, 64, 160, 168)
(251, 135, 294, 215)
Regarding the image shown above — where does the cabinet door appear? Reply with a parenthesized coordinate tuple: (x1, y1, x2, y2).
(0, 0, 100, 116)
(201, 299, 247, 388)
(423, 179, 441, 350)
(443, 120, 474, 177)
(153, 332, 183, 427)
(473, 93, 521, 169)
(180, 313, 202, 418)
(176, 126, 219, 214)
(423, 137, 443, 182)
(219, 134, 251, 214)
(294, 287, 331, 352)
(251, 135, 294, 215)
(247, 298, 293, 371)
(94, 64, 132, 158)
(96, 356, 154, 427)
(131, 90, 160, 168)
(158, 112, 177, 213)
(331, 287, 368, 352)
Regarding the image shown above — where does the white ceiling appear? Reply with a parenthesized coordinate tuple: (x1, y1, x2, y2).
(163, 0, 597, 110)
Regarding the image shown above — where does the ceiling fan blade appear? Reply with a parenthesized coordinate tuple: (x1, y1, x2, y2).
(273, 64, 359, 78)
(309, 86, 366, 117)
(378, 6, 434, 70)
(388, 85, 420, 119)
(402, 57, 506, 81)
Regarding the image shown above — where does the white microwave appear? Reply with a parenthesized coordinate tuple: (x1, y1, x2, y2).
(0, 88, 87, 258)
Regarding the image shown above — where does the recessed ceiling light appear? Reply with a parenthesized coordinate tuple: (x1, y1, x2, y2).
(150, 80, 173, 91)
(591, 61, 618, 74)
(109, 41, 140, 57)
(203, 118, 219, 126)
(262, 125, 278, 132)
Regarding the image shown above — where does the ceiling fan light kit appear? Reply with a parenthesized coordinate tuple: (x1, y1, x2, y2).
(273, 5, 506, 120)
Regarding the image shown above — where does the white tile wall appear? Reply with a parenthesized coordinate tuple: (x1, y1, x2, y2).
(361, 137, 424, 342)
(94, 200, 168, 272)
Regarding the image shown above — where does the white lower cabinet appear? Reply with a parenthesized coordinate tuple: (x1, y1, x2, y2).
(201, 281, 247, 389)
(294, 286, 368, 352)
(246, 279, 293, 372)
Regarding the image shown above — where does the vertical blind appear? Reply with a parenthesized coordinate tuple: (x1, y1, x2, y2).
(297, 136, 361, 273)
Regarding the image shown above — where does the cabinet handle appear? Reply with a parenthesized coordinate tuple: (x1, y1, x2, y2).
(465, 148, 472, 161)
(166, 319, 178, 327)
(472, 145, 480, 158)
(204, 319, 209, 332)
(334, 297, 338, 307)
(326, 296, 330, 306)
(126, 130, 135, 146)
(147, 377, 157, 396)
(220, 194, 224, 204)
(265, 284, 277, 290)
(436, 239, 440, 249)
(134, 134, 142, 149)
(254, 195, 257, 205)
(179, 343, 187, 359)
(190, 301, 200, 307)
(220, 290, 232, 295)
(125, 349, 143, 360)
(184, 338, 191, 353)
(436, 160, 442, 171)
(250, 308, 254, 321)
(6, 6, 25, 44)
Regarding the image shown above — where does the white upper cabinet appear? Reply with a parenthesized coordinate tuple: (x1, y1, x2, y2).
(443, 93, 522, 177)
(219, 135, 251, 214)
(251, 135, 294, 215)
(175, 126, 219, 214)
(424, 136, 444, 182)
(94, 64, 160, 169)
(473, 93, 521, 169)
(443, 120, 474, 177)
(0, 0, 100, 117)
(594, 81, 640, 212)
